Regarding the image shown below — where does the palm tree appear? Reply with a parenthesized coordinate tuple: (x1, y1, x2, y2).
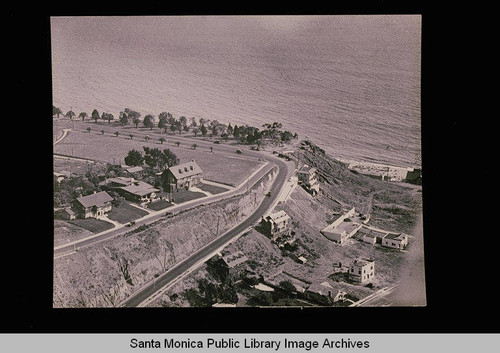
(129, 134, 134, 140)
(192, 143, 197, 150)
(65, 110, 75, 120)
(53, 106, 63, 118)
(86, 127, 91, 133)
(159, 137, 166, 144)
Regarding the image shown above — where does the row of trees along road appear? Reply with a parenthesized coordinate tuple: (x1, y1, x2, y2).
(53, 105, 298, 145)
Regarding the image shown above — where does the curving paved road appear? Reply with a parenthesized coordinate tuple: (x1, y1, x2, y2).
(121, 156, 289, 307)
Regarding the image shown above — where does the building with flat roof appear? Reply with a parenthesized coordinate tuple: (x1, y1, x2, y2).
(320, 208, 362, 244)
(261, 210, 291, 238)
(382, 232, 409, 250)
(349, 259, 375, 284)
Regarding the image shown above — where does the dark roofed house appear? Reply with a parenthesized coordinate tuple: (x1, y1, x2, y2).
(72, 191, 113, 219)
(162, 160, 203, 192)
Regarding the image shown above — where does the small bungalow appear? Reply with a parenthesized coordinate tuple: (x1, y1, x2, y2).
(382, 232, 409, 250)
(162, 160, 203, 192)
(72, 191, 113, 219)
(297, 164, 319, 195)
(118, 181, 160, 205)
(349, 259, 375, 284)
(260, 210, 290, 238)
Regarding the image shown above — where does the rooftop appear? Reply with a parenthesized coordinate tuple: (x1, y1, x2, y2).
(384, 232, 408, 240)
(120, 181, 159, 196)
(297, 164, 317, 175)
(76, 191, 113, 208)
(168, 160, 203, 180)
(222, 251, 248, 268)
(266, 210, 290, 223)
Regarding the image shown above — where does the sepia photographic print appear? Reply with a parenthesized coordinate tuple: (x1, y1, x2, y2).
(51, 15, 424, 309)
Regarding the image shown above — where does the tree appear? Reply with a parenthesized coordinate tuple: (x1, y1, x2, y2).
(124, 108, 141, 123)
(142, 147, 179, 172)
(192, 143, 197, 150)
(193, 128, 199, 137)
(233, 125, 240, 139)
(65, 110, 75, 120)
(91, 109, 100, 123)
(179, 116, 187, 129)
(278, 280, 296, 296)
(190, 117, 197, 127)
(119, 112, 129, 126)
(78, 112, 88, 121)
(86, 127, 91, 133)
(106, 113, 114, 124)
(227, 123, 233, 136)
(143, 115, 155, 130)
(129, 134, 134, 140)
(114, 131, 120, 137)
(162, 149, 179, 168)
(132, 117, 141, 128)
(144, 135, 150, 142)
(124, 149, 144, 166)
(101, 130, 105, 135)
(158, 113, 169, 133)
(159, 137, 166, 144)
(200, 124, 207, 137)
(53, 106, 63, 118)
(175, 141, 180, 147)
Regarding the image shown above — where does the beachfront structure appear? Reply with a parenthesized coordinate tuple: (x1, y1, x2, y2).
(261, 210, 290, 238)
(382, 232, 409, 250)
(320, 207, 362, 244)
(162, 160, 203, 192)
(72, 191, 113, 219)
(297, 164, 319, 195)
(349, 259, 375, 284)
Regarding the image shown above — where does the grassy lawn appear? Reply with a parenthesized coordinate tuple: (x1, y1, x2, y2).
(53, 128, 263, 186)
(171, 189, 206, 204)
(197, 183, 230, 195)
(107, 202, 149, 224)
(148, 199, 174, 211)
(68, 218, 114, 233)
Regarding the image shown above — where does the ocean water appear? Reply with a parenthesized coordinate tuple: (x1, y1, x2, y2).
(51, 15, 421, 168)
